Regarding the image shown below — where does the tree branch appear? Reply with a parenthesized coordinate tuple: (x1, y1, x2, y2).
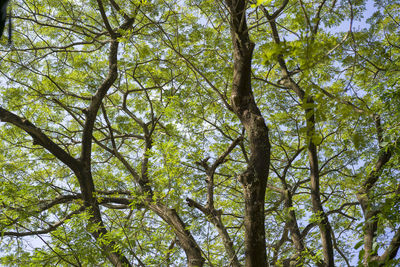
(2, 207, 85, 237)
(0, 107, 81, 173)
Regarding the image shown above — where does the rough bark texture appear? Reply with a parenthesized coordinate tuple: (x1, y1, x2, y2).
(225, 0, 271, 266)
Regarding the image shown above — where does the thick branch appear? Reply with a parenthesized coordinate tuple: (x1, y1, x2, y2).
(149, 203, 205, 267)
(96, 0, 116, 37)
(81, 39, 119, 166)
(186, 197, 241, 267)
(0, 107, 81, 173)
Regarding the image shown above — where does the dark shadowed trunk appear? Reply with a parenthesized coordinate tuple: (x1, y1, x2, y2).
(224, 0, 271, 266)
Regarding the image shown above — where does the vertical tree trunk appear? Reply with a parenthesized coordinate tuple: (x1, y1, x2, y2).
(225, 1, 271, 266)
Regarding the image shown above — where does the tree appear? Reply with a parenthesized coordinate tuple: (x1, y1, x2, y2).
(0, 0, 399, 266)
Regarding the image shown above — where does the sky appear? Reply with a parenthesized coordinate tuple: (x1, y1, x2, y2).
(1, 0, 397, 265)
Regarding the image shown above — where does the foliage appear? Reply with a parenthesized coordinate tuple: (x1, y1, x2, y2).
(0, 0, 399, 266)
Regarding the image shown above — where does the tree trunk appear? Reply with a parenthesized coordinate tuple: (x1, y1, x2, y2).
(225, 1, 271, 266)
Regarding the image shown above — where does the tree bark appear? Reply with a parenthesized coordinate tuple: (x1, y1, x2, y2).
(225, 1, 271, 266)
